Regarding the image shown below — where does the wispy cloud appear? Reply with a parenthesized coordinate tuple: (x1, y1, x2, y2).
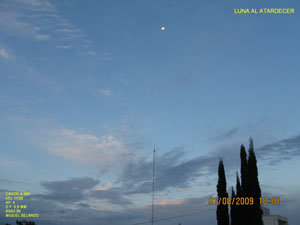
(14, 0, 55, 12)
(85, 50, 98, 56)
(0, 0, 95, 52)
(159, 200, 184, 206)
(206, 118, 282, 147)
(256, 135, 300, 165)
(0, 4, 50, 41)
(56, 45, 73, 49)
(119, 147, 218, 195)
(48, 129, 135, 172)
(96, 182, 113, 191)
(119, 133, 300, 195)
(0, 158, 24, 167)
(99, 89, 114, 97)
(0, 45, 13, 61)
(102, 52, 113, 61)
(33, 177, 132, 207)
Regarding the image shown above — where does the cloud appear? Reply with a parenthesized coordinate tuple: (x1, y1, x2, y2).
(14, 0, 55, 12)
(119, 133, 300, 195)
(102, 52, 113, 61)
(0, 0, 94, 51)
(89, 188, 132, 205)
(41, 177, 99, 193)
(56, 45, 73, 49)
(206, 118, 280, 146)
(0, 9, 49, 41)
(37, 177, 99, 203)
(36, 34, 49, 40)
(24, 187, 215, 225)
(96, 182, 113, 191)
(208, 127, 240, 142)
(159, 200, 184, 206)
(120, 147, 219, 195)
(85, 50, 97, 56)
(34, 177, 133, 208)
(256, 135, 300, 165)
(24, 66, 62, 91)
(78, 202, 90, 208)
(0, 178, 27, 185)
(48, 129, 136, 171)
(99, 89, 114, 96)
(0, 158, 25, 167)
(0, 46, 13, 61)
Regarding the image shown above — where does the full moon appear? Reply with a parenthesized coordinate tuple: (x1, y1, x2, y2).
(161, 26, 165, 31)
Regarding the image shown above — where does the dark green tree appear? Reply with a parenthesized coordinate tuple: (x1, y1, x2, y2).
(218, 139, 263, 225)
(216, 159, 229, 225)
(230, 187, 237, 225)
(240, 144, 248, 195)
(235, 173, 244, 225)
(247, 138, 263, 225)
(236, 173, 242, 197)
(240, 144, 249, 225)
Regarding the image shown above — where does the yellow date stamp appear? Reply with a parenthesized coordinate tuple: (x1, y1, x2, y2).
(208, 197, 280, 205)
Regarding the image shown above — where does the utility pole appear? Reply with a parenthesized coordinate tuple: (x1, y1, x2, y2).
(151, 145, 156, 225)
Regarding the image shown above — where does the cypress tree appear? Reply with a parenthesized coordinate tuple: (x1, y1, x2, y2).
(216, 159, 229, 225)
(247, 138, 263, 225)
(240, 144, 249, 225)
(230, 187, 236, 225)
(240, 144, 248, 195)
(235, 173, 244, 225)
(236, 173, 242, 197)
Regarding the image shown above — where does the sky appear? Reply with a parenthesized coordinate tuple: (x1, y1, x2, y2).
(0, 0, 300, 224)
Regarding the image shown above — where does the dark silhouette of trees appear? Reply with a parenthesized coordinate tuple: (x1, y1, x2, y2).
(247, 138, 263, 225)
(218, 138, 263, 225)
(235, 173, 244, 225)
(240, 144, 249, 225)
(216, 159, 229, 225)
(230, 187, 237, 225)
(240, 144, 248, 195)
(231, 173, 243, 225)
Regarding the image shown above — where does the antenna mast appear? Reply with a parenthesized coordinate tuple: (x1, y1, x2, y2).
(61, 211, 64, 225)
(151, 145, 156, 225)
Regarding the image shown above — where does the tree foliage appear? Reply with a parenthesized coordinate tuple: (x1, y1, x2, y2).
(218, 139, 263, 225)
(216, 159, 229, 225)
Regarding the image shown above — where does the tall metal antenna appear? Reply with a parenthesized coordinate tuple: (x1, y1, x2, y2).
(151, 145, 156, 225)
(60, 211, 64, 225)
(61, 211, 64, 225)
(57, 209, 64, 225)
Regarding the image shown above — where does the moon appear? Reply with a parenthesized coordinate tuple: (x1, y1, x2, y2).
(161, 26, 165, 31)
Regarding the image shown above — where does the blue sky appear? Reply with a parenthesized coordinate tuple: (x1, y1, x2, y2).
(0, 0, 300, 225)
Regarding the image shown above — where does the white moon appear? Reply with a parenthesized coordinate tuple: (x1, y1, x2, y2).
(161, 26, 165, 31)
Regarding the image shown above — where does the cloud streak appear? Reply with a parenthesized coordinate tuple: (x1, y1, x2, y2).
(48, 129, 136, 172)
(256, 135, 300, 165)
(99, 89, 114, 96)
(34, 177, 132, 207)
(0, 45, 13, 61)
(0, 0, 95, 52)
